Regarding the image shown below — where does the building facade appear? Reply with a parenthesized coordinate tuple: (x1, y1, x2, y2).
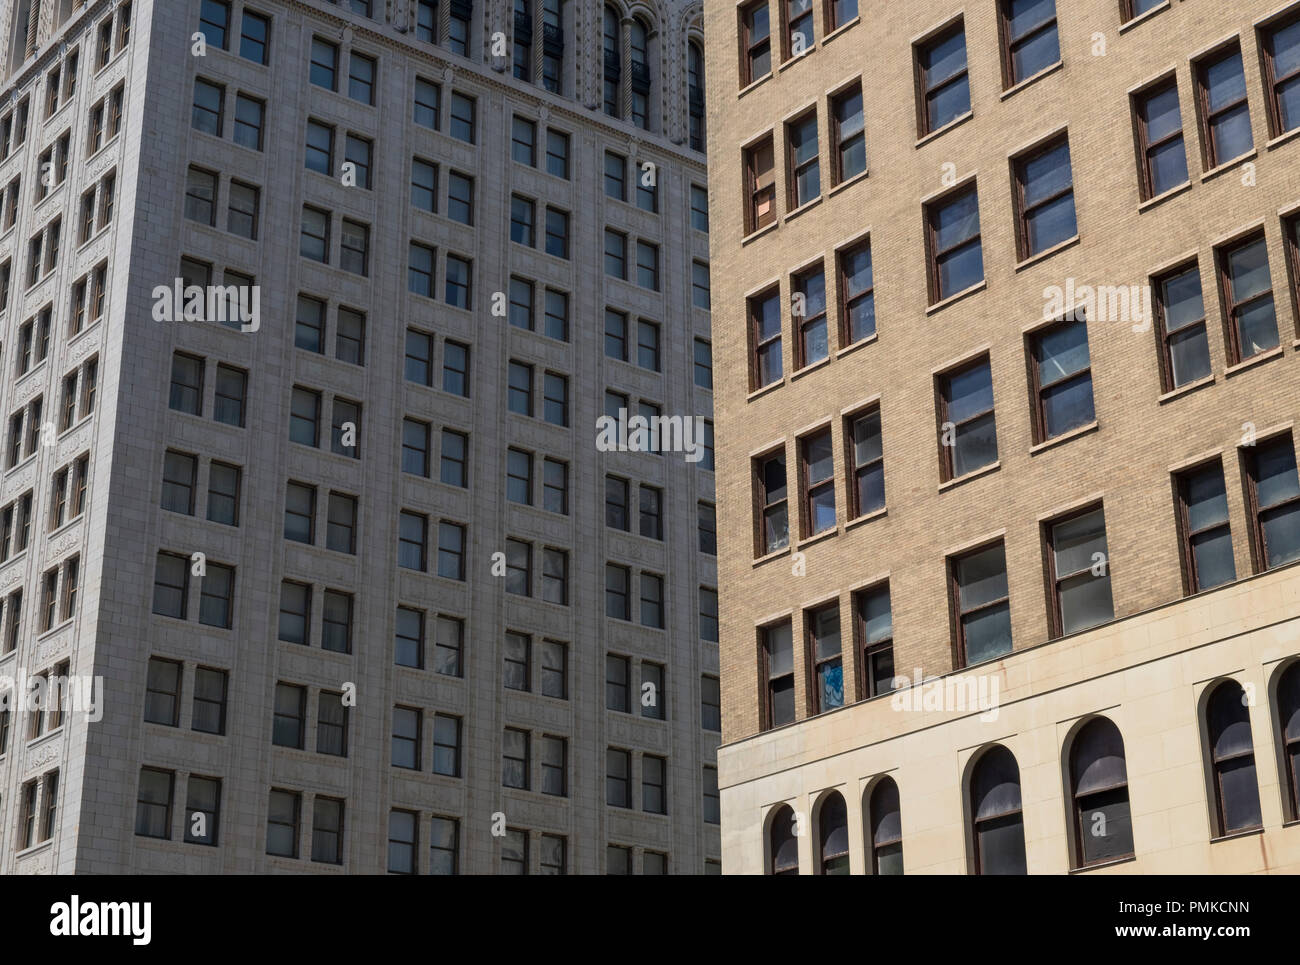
(0, 0, 721, 873)
(706, 0, 1300, 873)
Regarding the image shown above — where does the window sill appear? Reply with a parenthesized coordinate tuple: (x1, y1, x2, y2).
(27, 724, 64, 747)
(35, 618, 74, 641)
(1224, 345, 1283, 377)
(790, 355, 832, 381)
(783, 194, 822, 224)
(747, 379, 786, 403)
(1209, 826, 1264, 844)
(1014, 234, 1080, 272)
(796, 527, 838, 550)
(1200, 148, 1257, 184)
(828, 169, 869, 197)
(778, 46, 817, 73)
(1119, 1, 1169, 32)
(836, 333, 878, 359)
(1029, 420, 1098, 455)
(1068, 854, 1137, 874)
(1266, 126, 1300, 151)
(915, 110, 973, 149)
(1137, 180, 1193, 212)
(845, 506, 887, 532)
(1157, 374, 1215, 403)
(926, 279, 987, 315)
(823, 17, 860, 46)
(741, 220, 781, 247)
(999, 60, 1063, 101)
(753, 546, 791, 568)
(737, 72, 773, 100)
(938, 460, 1000, 492)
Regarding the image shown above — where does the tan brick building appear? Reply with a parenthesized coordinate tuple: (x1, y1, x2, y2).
(705, 0, 1300, 873)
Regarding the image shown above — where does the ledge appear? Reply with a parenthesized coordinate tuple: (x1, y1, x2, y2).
(1118, 0, 1169, 33)
(1029, 420, 1099, 455)
(836, 333, 877, 359)
(1224, 345, 1283, 377)
(747, 379, 785, 403)
(741, 220, 780, 247)
(926, 279, 987, 315)
(938, 460, 1000, 492)
(1068, 854, 1137, 874)
(1209, 826, 1264, 844)
(822, 17, 860, 47)
(783, 194, 823, 224)
(752, 546, 791, 569)
(1266, 126, 1300, 151)
(915, 110, 974, 149)
(1200, 148, 1257, 184)
(1137, 180, 1193, 213)
(790, 355, 832, 382)
(999, 60, 1063, 101)
(845, 506, 887, 532)
(796, 527, 838, 550)
(737, 72, 773, 101)
(1014, 234, 1080, 272)
(1157, 374, 1215, 404)
(828, 169, 869, 197)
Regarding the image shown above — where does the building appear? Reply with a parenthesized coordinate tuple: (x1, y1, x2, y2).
(706, 0, 1300, 873)
(0, 0, 721, 874)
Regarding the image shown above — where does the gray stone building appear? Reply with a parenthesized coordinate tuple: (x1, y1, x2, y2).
(0, 0, 720, 873)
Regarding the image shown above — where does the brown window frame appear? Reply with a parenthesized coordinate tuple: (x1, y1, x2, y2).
(829, 81, 865, 185)
(748, 285, 782, 390)
(784, 109, 819, 210)
(949, 540, 1010, 670)
(743, 134, 777, 234)
(739, 0, 772, 88)
(803, 603, 842, 717)
(1241, 431, 1300, 573)
(1151, 261, 1211, 393)
(1011, 135, 1074, 260)
(1173, 459, 1235, 595)
(996, 0, 1058, 89)
(758, 620, 795, 731)
(924, 183, 982, 304)
(1285, 212, 1300, 340)
(1120, 0, 1165, 24)
(798, 427, 835, 540)
(1132, 78, 1187, 201)
(1278, 662, 1300, 822)
(1193, 42, 1252, 170)
(1025, 317, 1093, 445)
(1260, 12, 1300, 138)
(934, 355, 995, 483)
(1205, 680, 1263, 837)
(914, 21, 969, 139)
(753, 449, 789, 557)
(779, 0, 814, 62)
(791, 261, 826, 369)
(844, 406, 883, 520)
(1216, 231, 1277, 367)
(852, 581, 892, 701)
(1041, 503, 1111, 640)
(836, 238, 873, 345)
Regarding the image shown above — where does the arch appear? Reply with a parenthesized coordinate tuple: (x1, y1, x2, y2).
(1202, 678, 1263, 836)
(864, 776, 903, 874)
(814, 790, 848, 874)
(766, 802, 799, 875)
(1066, 716, 1134, 867)
(1272, 659, 1300, 820)
(967, 744, 1026, 875)
(687, 38, 705, 152)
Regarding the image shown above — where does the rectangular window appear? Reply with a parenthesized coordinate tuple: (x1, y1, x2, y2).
(700, 586, 719, 641)
(542, 459, 568, 516)
(800, 429, 835, 537)
(348, 52, 376, 105)
(226, 180, 259, 239)
(508, 361, 533, 416)
(395, 606, 424, 669)
(512, 116, 536, 165)
(305, 119, 334, 174)
(749, 287, 782, 389)
(412, 157, 438, 213)
(161, 451, 197, 515)
(1262, 13, 1300, 137)
(690, 184, 710, 231)
(502, 728, 530, 789)
(414, 78, 441, 129)
(505, 538, 531, 597)
(398, 511, 428, 571)
(604, 230, 626, 279)
(408, 241, 436, 297)
(1194, 44, 1253, 169)
(436, 615, 463, 676)
(693, 261, 711, 310)
(786, 112, 819, 208)
(391, 706, 422, 769)
(606, 748, 631, 807)
(806, 604, 843, 714)
(606, 476, 629, 531)
(450, 92, 475, 143)
(1029, 319, 1094, 441)
(604, 152, 626, 199)
(144, 657, 182, 726)
(300, 206, 329, 262)
(545, 208, 569, 259)
(504, 631, 530, 691)
(793, 264, 828, 368)
(445, 253, 472, 308)
(193, 667, 227, 734)
(433, 714, 461, 776)
(510, 195, 535, 247)
(542, 547, 568, 605)
(440, 430, 468, 487)
(311, 797, 343, 864)
(437, 521, 466, 580)
(192, 78, 223, 135)
(848, 408, 884, 518)
(316, 690, 348, 755)
(405, 329, 434, 385)
(1045, 505, 1114, 637)
(502, 828, 528, 874)
(340, 219, 369, 276)
(642, 755, 667, 814)
(830, 83, 866, 185)
(1176, 460, 1237, 594)
(184, 166, 217, 225)
(326, 491, 357, 553)
(387, 810, 417, 873)
(344, 134, 372, 189)
(184, 776, 220, 846)
(322, 590, 352, 654)
(917, 22, 971, 135)
(1218, 233, 1279, 364)
(430, 817, 459, 875)
(1134, 79, 1189, 200)
(639, 485, 663, 541)
(606, 564, 630, 621)
(951, 542, 1012, 666)
(310, 38, 339, 90)
(640, 573, 664, 628)
(761, 621, 795, 728)
(266, 790, 301, 858)
(1244, 433, 1300, 570)
(636, 170, 658, 212)
(199, 0, 230, 49)
(855, 583, 894, 698)
(240, 9, 270, 64)
(744, 136, 776, 233)
(152, 552, 189, 619)
(289, 387, 320, 447)
(272, 682, 306, 748)
(1013, 136, 1076, 257)
(998, 0, 1058, 88)
(198, 561, 234, 629)
(641, 662, 665, 720)
(135, 768, 174, 839)
(756, 451, 789, 554)
(1154, 263, 1212, 390)
(447, 171, 473, 225)
(541, 736, 567, 796)
(740, 1, 772, 86)
(937, 356, 997, 480)
(403, 418, 431, 477)
(546, 129, 570, 178)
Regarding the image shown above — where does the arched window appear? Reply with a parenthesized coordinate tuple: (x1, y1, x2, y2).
(1069, 717, 1133, 867)
(1280, 663, 1300, 820)
(602, 6, 621, 117)
(1205, 680, 1263, 836)
(867, 777, 903, 874)
(817, 792, 848, 874)
(970, 745, 1026, 875)
(769, 804, 799, 875)
(688, 41, 705, 152)
(629, 18, 650, 130)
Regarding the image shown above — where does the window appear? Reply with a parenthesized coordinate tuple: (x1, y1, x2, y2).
(542, 547, 568, 605)
(605, 476, 629, 531)
(815, 791, 848, 874)
(387, 810, 418, 873)
(234, 93, 264, 150)
(545, 208, 569, 259)
(340, 219, 369, 275)
(283, 483, 315, 545)
(326, 492, 357, 554)
(414, 78, 441, 129)
(602, 6, 621, 116)
(544, 288, 568, 341)
(606, 748, 631, 807)
(769, 804, 798, 874)
(793, 264, 827, 368)
(838, 408, 884, 521)
(636, 320, 661, 372)
(868, 777, 903, 874)
(305, 120, 334, 174)
(135, 768, 174, 839)
(1046, 506, 1114, 637)
(199, 0, 230, 49)
(998, 0, 1058, 87)
(604, 152, 626, 200)
(240, 9, 270, 64)
(605, 654, 630, 712)
(1204, 680, 1263, 836)
(1134, 80, 1189, 199)
(411, 157, 438, 213)
(1029, 320, 1093, 441)
(1014, 137, 1076, 257)
(855, 583, 894, 698)
(639, 485, 663, 541)
(503, 631, 530, 692)
(1244, 433, 1300, 569)
(604, 310, 628, 361)
(503, 829, 529, 874)
(193, 667, 227, 734)
(184, 167, 217, 225)
(689, 40, 706, 150)
(510, 195, 535, 247)
(450, 92, 475, 143)
(749, 287, 782, 389)
(508, 361, 533, 416)
(831, 83, 866, 184)
(938, 357, 997, 480)
(448, 172, 473, 225)
(405, 329, 434, 385)
(430, 817, 459, 875)
(636, 167, 657, 212)
(1218, 233, 1279, 364)
(348, 52, 376, 105)
(762, 621, 795, 728)
(1068, 717, 1133, 867)
(917, 23, 970, 135)
(970, 745, 1026, 874)
(786, 112, 819, 208)
(807, 604, 844, 714)
(546, 129, 569, 178)
(1122, 0, 1163, 21)
(1176, 461, 1237, 594)
(192, 78, 224, 135)
(152, 552, 189, 619)
(398, 511, 427, 571)
(199, 562, 234, 629)
(756, 451, 789, 555)
(409, 242, 436, 297)
(433, 714, 461, 776)
(639, 754, 667, 814)
(640, 573, 664, 628)
(540, 459, 568, 516)
(394, 607, 425, 669)
(336, 308, 365, 365)
(606, 564, 632, 621)
(161, 451, 197, 515)
(144, 657, 182, 726)
(503, 728, 530, 789)
(508, 277, 533, 331)
(272, 683, 306, 748)
(213, 365, 246, 428)
(403, 419, 431, 477)
(604, 230, 626, 279)
(744, 136, 776, 233)
(445, 254, 471, 308)
(695, 339, 713, 389)
(952, 542, 1012, 666)
(1153, 264, 1212, 390)
(512, 116, 536, 165)
(391, 706, 421, 769)
(310, 37, 339, 90)
(740, 0, 772, 86)
(541, 736, 567, 797)
(300, 206, 329, 262)
(438, 522, 466, 580)
(345, 134, 372, 189)
(797, 430, 836, 538)
(183, 775, 221, 846)
(322, 591, 352, 654)
(316, 691, 348, 755)
(1277, 662, 1300, 821)
(1194, 44, 1253, 169)
(927, 185, 983, 303)
(505, 539, 531, 597)
(226, 180, 259, 239)
(1262, 14, 1300, 137)
(311, 798, 343, 864)
(540, 640, 567, 699)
